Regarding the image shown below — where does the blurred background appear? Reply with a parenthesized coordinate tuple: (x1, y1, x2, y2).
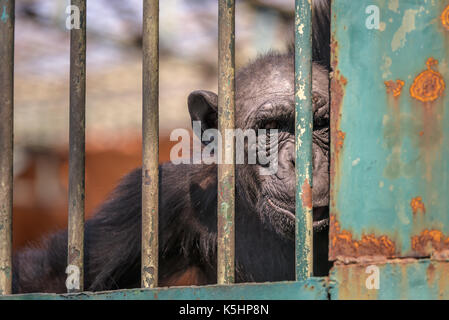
(13, 0, 295, 251)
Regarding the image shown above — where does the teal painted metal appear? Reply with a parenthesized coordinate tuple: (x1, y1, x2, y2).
(295, 0, 313, 281)
(0, 279, 328, 300)
(330, 260, 449, 300)
(330, 0, 449, 260)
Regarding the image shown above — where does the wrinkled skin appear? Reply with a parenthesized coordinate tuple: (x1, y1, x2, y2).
(189, 56, 329, 240)
(13, 0, 332, 293)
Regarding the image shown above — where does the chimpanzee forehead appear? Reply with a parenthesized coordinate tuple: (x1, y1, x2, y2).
(235, 53, 294, 109)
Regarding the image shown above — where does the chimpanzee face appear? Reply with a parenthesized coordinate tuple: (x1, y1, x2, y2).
(188, 52, 329, 239)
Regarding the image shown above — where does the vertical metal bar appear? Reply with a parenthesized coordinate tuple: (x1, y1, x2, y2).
(141, 0, 159, 289)
(0, 0, 14, 296)
(295, 0, 313, 281)
(67, 0, 86, 293)
(217, 0, 235, 285)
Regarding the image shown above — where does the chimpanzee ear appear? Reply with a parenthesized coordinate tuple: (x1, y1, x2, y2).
(188, 90, 218, 134)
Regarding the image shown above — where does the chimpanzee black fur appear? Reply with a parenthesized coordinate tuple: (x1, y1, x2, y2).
(12, 0, 331, 293)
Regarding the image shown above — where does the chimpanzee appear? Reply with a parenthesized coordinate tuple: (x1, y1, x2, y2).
(12, 0, 331, 293)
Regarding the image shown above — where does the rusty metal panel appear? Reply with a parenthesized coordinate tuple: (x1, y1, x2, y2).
(141, 0, 159, 289)
(217, 0, 236, 285)
(331, 0, 449, 261)
(0, 0, 14, 296)
(295, 0, 314, 281)
(67, 0, 86, 293)
(0, 279, 329, 300)
(329, 260, 449, 300)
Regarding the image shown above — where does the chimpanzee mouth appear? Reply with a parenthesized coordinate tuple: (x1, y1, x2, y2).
(266, 197, 329, 232)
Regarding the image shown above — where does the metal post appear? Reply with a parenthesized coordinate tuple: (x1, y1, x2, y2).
(0, 0, 14, 296)
(67, 0, 86, 293)
(295, 0, 313, 281)
(141, 0, 159, 289)
(217, 0, 236, 285)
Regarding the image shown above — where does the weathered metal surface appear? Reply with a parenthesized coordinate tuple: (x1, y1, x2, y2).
(329, 260, 449, 300)
(141, 0, 159, 289)
(294, 0, 313, 280)
(0, 279, 328, 300)
(330, 0, 449, 261)
(67, 0, 86, 293)
(0, 0, 14, 296)
(217, 0, 236, 285)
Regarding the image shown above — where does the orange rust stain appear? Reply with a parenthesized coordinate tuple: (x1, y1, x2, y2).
(301, 178, 313, 209)
(336, 130, 346, 151)
(426, 263, 436, 285)
(330, 215, 397, 258)
(385, 79, 405, 97)
(419, 131, 424, 136)
(410, 58, 445, 103)
(410, 196, 426, 215)
(441, 5, 449, 31)
(411, 229, 449, 255)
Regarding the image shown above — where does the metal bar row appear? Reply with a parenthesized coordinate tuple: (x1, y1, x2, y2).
(0, 0, 313, 295)
(0, 0, 15, 296)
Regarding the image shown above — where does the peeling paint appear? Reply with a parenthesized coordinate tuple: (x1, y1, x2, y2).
(301, 178, 312, 209)
(441, 5, 449, 31)
(411, 229, 449, 256)
(388, 0, 399, 13)
(330, 216, 397, 260)
(1, 5, 9, 23)
(391, 9, 418, 52)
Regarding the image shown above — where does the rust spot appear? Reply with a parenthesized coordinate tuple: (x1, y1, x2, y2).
(330, 215, 397, 259)
(427, 262, 436, 285)
(410, 58, 445, 103)
(301, 178, 312, 209)
(419, 131, 424, 136)
(330, 38, 347, 170)
(385, 79, 405, 97)
(411, 229, 449, 255)
(410, 196, 426, 215)
(335, 130, 346, 151)
(441, 5, 449, 31)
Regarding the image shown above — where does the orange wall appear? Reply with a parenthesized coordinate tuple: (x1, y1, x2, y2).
(13, 135, 179, 251)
